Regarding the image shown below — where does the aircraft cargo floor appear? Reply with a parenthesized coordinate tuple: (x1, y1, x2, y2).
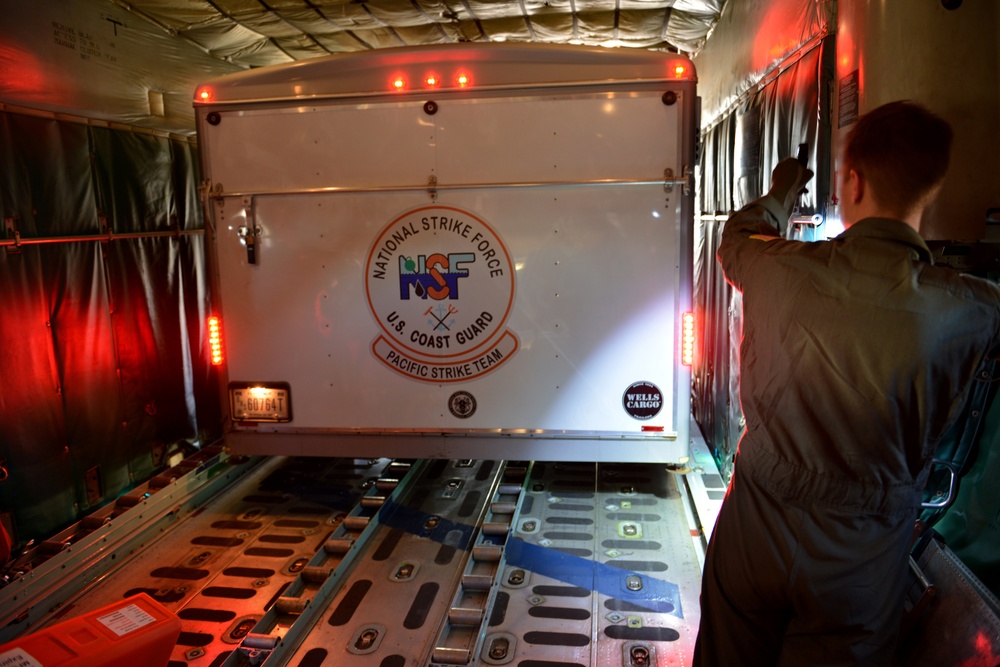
(1, 448, 725, 666)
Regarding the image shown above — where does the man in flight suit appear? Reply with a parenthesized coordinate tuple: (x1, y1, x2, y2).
(693, 101, 1000, 665)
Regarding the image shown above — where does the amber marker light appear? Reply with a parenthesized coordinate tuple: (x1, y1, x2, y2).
(208, 316, 224, 366)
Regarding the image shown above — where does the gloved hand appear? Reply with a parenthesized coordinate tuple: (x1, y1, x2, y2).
(768, 157, 814, 213)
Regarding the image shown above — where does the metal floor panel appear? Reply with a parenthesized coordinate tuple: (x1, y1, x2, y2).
(24, 458, 704, 667)
(282, 461, 702, 667)
(33, 456, 397, 666)
(480, 462, 702, 667)
(285, 459, 510, 666)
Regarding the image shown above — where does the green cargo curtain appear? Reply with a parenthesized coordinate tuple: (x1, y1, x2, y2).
(694, 38, 830, 477)
(0, 110, 219, 547)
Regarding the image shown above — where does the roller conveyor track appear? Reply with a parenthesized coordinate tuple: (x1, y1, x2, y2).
(12, 455, 706, 666)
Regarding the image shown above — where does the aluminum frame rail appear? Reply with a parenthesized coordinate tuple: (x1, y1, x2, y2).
(224, 460, 423, 666)
(0, 446, 263, 643)
(430, 462, 532, 665)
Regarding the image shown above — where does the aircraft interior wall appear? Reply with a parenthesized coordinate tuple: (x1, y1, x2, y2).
(0, 110, 220, 547)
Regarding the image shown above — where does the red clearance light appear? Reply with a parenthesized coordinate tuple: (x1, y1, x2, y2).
(456, 73, 470, 88)
(669, 61, 692, 80)
(681, 311, 696, 366)
(391, 76, 406, 91)
(208, 316, 224, 366)
(196, 87, 212, 102)
(425, 74, 439, 87)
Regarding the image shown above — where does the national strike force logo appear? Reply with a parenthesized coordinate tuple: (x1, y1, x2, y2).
(365, 205, 519, 383)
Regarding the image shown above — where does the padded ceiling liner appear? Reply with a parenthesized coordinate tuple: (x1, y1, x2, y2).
(113, 0, 727, 67)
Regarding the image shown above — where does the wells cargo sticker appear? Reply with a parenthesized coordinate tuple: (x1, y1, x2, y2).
(623, 381, 663, 420)
(365, 205, 519, 383)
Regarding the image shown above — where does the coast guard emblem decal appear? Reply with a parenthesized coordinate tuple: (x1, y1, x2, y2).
(366, 205, 519, 383)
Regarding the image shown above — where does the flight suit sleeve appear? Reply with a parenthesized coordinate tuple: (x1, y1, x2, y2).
(716, 194, 794, 291)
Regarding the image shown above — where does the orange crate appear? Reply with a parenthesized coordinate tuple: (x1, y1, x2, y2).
(0, 593, 181, 667)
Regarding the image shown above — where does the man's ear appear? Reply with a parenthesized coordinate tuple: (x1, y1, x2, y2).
(849, 169, 865, 204)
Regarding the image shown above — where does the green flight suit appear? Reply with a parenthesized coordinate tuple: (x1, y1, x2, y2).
(693, 194, 1000, 666)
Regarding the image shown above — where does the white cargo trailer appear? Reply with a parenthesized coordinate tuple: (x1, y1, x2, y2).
(195, 43, 699, 462)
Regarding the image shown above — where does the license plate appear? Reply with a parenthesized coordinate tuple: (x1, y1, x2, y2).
(230, 383, 292, 422)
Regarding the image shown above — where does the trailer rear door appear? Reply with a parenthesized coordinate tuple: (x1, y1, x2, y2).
(197, 44, 697, 462)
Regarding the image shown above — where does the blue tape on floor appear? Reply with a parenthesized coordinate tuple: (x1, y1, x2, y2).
(505, 538, 682, 618)
(375, 498, 683, 618)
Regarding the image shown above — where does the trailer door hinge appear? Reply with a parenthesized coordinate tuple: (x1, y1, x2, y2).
(664, 166, 692, 196)
(198, 179, 212, 204)
(238, 196, 261, 265)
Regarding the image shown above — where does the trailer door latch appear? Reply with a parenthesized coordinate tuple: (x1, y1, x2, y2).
(664, 166, 692, 196)
(239, 197, 261, 265)
(238, 225, 261, 265)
